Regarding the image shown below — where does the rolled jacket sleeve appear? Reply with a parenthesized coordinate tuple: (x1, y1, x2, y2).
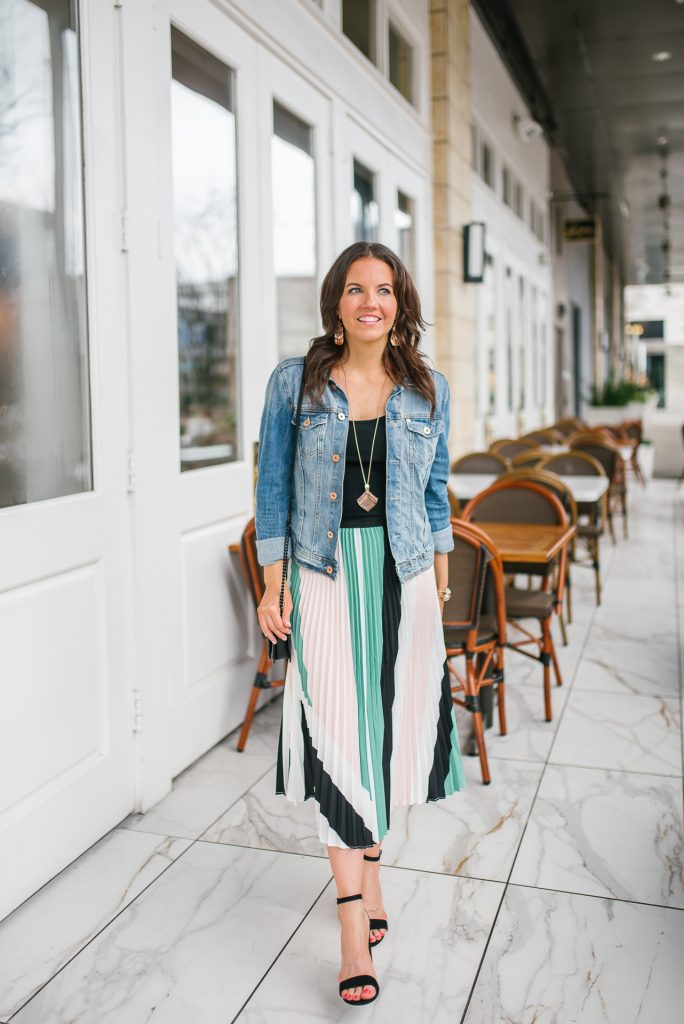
(425, 374, 454, 554)
(255, 364, 295, 566)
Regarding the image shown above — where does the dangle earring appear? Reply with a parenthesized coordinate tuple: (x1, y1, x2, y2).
(334, 317, 345, 346)
(389, 324, 400, 347)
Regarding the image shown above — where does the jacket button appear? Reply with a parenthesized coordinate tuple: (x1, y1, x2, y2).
(423, 426, 430, 434)
(327, 530, 334, 539)
(326, 565, 333, 574)
(332, 453, 340, 462)
(338, 412, 345, 420)
(329, 491, 337, 500)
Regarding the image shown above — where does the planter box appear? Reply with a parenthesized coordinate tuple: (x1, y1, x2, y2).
(584, 396, 659, 429)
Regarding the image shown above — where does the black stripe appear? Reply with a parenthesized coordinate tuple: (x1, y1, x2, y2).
(427, 657, 456, 800)
(379, 528, 402, 823)
(275, 703, 375, 848)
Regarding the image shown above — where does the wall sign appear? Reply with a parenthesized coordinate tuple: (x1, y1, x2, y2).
(564, 218, 596, 241)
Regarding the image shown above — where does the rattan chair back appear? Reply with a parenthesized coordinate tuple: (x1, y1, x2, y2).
(570, 435, 621, 482)
(461, 478, 567, 527)
(451, 451, 510, 474)
(537, 450, 605, 477)
(490, 437, 539, 459)
(510, 447, 546, 469)
(238, 518, 266, 610)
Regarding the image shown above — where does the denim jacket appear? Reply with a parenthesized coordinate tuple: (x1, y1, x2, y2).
(255, 356, 454, 583)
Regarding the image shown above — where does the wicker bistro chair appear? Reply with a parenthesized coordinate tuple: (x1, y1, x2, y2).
(509, 447, 547, 469)
(489, 437, 540, 460)
(519, 428, 565, 446)
(622, 419, 646, 486)
(554, 417, 587, 437)
(451, 451, 511, 474)
(537, 450, 607, 605)
(461, 480, 570, 722)
(443, 519, 507, 785)
(228, 518, 286, 751)
(570, 433, 627, 540)
(497, 467, 578, 636)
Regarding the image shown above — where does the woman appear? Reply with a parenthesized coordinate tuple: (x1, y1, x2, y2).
(255, 241, 466, 1006)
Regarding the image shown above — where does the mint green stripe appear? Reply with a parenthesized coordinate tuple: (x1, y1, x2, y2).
(444, 712, 466, 795)
(288, 560, 311, 706)
(358, 528, 388, 836)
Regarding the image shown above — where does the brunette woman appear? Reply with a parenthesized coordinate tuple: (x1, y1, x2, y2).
(255, 242, 466, 1006)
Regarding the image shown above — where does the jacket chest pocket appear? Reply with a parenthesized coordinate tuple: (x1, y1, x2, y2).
(405, 417, 443, 466)
(293, 411, 328, 459)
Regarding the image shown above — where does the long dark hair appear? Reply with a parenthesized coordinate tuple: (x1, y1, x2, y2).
(303, 242, 436, 415)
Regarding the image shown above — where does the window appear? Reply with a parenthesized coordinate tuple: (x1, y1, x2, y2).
(172, 29, 240, 471)
(502, 165, 511, 207)
(518, 276, 526, 410)
(505, 268, 513, 412)
(395, 190, 415, 276)
(352, 160, 378, 242)
(531, 285, 538, 404)
(514, 180, 524, 219)
(343, 0, 374, 61)
(389, 21, 413, 104)
(272, 102, 318, 359)
(0, 0, 92, 509)
(481, 140, 494, 188)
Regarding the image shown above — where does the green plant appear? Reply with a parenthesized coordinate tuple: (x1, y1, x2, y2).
(587, 377, 654, 406)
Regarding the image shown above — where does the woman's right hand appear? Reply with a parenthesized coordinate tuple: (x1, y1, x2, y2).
(258, 563, 293, 644)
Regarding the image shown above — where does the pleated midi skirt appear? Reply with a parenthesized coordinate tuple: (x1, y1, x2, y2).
(275, 524, 467, 848)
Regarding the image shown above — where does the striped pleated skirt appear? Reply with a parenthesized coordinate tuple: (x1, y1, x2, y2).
(275, 524, 466, 849)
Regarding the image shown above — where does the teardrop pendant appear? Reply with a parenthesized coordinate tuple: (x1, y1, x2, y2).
(357, 485, 378, 511)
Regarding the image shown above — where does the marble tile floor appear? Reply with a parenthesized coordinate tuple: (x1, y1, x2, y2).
(1, 481, 682, 1023)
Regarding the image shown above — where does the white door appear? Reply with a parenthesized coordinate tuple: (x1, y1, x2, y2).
(0, 0, 134, 918)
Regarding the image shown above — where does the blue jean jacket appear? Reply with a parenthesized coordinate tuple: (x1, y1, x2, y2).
(255, 356, 454, 583)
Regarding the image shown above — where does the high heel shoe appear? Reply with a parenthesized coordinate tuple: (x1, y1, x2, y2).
(363, 851, 389, 948)
(336, 893, 380, 1005)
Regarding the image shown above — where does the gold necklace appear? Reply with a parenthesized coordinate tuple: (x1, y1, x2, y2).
(341, 366, 386, 512)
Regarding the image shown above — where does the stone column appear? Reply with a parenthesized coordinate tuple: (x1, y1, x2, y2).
(430, 0, 477, 457)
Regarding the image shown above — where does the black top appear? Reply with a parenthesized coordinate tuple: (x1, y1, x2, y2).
(340, 416, 387, 528)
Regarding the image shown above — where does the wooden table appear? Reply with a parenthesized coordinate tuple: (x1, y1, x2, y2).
(455, 521, 575, 746)
(473, 521, 576, 565)
(449, 473, 609, 503)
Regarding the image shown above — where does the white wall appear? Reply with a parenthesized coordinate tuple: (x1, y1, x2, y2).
(469, 11, 552, 444)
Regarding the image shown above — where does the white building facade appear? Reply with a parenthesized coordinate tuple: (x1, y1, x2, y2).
(469, 13, 553, 446)
(0, 0, 436, 917)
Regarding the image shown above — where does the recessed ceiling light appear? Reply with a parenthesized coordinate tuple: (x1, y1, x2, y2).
(652, 51, 672, 62)
(657, 135, 669, 145)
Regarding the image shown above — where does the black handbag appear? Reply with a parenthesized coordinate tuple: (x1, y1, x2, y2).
(266, 360, 307, 663)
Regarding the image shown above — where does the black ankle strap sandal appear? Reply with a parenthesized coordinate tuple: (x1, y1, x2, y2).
(362, 851, 389, 947)
(336, 893, 380, 1005)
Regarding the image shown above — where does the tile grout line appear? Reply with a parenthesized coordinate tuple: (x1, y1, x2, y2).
(458, 506, 621, 1024)
(4, 729, 283, 1019)
(229, 876, 335, 1023)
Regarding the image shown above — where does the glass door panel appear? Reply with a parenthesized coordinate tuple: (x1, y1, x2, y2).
(171, 28, 240, 471)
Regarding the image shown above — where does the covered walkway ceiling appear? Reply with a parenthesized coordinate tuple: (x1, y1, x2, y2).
(473, 0, 684, 286)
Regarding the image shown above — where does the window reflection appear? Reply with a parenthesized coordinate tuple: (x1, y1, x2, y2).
(272, 102, 318, 359)
(395, 190, 415, 276)
(171, 29, 239, 471)
(389, 22, 413, 104)
(352, 160, 378, 242)
(0, 0, 91, 509)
